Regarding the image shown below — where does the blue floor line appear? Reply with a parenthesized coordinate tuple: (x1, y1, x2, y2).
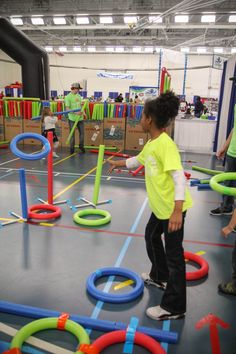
(87, 198, 148, 335)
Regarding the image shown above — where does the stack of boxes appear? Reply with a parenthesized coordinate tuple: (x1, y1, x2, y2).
(1, 100, 150, 151)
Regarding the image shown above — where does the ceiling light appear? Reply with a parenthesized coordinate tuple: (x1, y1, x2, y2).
(155, 47, 162, 52)
(115, 47, 124, 52)
(175, 15, 189, 23)
(201, 15, 215, 23)
(231, 48, 236, 54)
(87, 46, 96, 52)
(10, 18, 23, 25)
(100, 16, 113, 24)
(73, 46, 82, 52)
(76, 17, 89, 24)
(181, 47, 190, 53)
(144, 47, 154, 53)
(59, 46, 67, 52)
(214, 47, 223, 54)
(124, 16, 138, 24)
(148, 16, 162, 23)
(132, 47, 142, 53)
(53, 17, 66, 25)
(45, 46, 53, 52)
(229, 15, 236, 22)
(106, 47, 114, 52)
(197, 47, 207, 54)
(31, 17, 44, 25)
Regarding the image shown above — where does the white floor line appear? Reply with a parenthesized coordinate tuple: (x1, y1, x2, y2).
(0, 322, 74, 354)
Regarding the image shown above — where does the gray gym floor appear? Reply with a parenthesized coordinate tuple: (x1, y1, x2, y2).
(0, 145, 235, 354)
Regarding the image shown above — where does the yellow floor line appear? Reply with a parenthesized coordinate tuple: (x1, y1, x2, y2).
(114, 279, 134, 290)
(53, 152, 121, 201)
(53, 152, 77, 166)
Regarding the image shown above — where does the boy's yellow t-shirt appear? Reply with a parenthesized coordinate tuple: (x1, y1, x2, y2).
(137, 132, 193, 219)
(64, 92, 83, 122)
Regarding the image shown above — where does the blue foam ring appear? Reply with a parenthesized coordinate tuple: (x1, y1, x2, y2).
(71, 206, 77, 212)
(77, 197, 82, 201)
(107, 199, 112, 204)
(123, 317, 139, 353)
(86, 267, 144, 304)
(0, 300, 178, 343)
(10, 133, 50, 160)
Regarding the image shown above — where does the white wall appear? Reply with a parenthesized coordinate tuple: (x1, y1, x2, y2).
(0, 49, 227, 101)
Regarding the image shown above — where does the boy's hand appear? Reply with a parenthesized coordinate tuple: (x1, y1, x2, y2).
(168, 210, 183, 233)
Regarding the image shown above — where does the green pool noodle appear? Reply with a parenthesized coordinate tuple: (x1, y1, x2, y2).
(66, 116, 80, 144)
(92, 144, 105, 205)
(210, 172, 236, 196)
(192, 165, 223, 175)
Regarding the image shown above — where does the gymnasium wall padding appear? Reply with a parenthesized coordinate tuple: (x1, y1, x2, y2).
(0, 18, 49, 100)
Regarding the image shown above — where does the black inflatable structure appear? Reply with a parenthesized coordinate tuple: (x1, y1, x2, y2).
(0, 18, 49, 99)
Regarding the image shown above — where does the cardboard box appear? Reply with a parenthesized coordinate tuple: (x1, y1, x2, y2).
(23, 119, 42, 145)
(84, 120, 103, 146)
(125, 118, 148, 151)
(0, 116, 4, 141)
(4, 117, 23, 143)
(103, 118, 126, 150)
(61, 118, 80, 147)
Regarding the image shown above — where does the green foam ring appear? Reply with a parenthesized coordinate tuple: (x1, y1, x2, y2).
(192, 165, 223, 175)
(92, 144, 105, 205)
(210, 172, 236, 196)
(66, 115, 81, 145)
(10, 317, 90, 354)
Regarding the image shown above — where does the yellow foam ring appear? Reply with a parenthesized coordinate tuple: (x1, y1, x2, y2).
(185, 250, 206, 262)
(107, 176, 111, 181)
(114, 279, 134, 291)
(39, 222, 54, 227)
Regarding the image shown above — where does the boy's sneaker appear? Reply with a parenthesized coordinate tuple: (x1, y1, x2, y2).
(209, 207, 233, 216)
(218, 282, 236, 296)
(141, 273, 167, 290)
(52, 152, 59, 158)
(146, 305, 185, 321)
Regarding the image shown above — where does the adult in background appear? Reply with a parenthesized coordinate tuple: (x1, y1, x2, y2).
(65, 82, 85, 154)
(115, 93, 123, 102)
(194, 96, 204, 118)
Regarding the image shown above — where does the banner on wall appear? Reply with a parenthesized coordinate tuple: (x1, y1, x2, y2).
(97, 71, 134, 79)
(212, 55, 226, 70)
(129, 86, 158, 102)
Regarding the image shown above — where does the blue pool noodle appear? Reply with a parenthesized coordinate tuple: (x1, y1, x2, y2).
(0, 300, 178, 344)
(19, 168, 28, 219)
